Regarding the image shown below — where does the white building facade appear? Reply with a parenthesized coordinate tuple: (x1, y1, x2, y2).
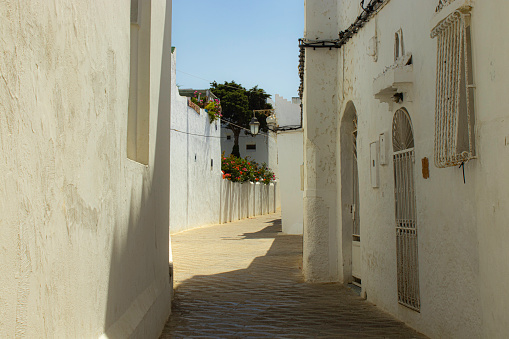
(302, 0, 509, 337)
(221, 126, 270, 165)
(170, 50, 222, 234)
(0, 0, 173, 337)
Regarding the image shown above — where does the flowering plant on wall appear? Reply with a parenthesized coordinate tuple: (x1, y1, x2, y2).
(190, 91, 207, 108)
(221, 153, 275, 185)
(190, 91, 222, 123)
(205, 99, 222, 123)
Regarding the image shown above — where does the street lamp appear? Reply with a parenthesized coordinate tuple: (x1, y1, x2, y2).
(249, 116, 260, 135)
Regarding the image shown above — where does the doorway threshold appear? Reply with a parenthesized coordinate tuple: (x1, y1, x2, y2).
(347, 283, 361, 296)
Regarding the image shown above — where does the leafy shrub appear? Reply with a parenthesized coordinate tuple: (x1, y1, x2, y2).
(205, 100, 222, 123)
(221, 153, 275, 185)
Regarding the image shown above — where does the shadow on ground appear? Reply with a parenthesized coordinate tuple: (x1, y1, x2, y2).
(160, 217, 426, 338)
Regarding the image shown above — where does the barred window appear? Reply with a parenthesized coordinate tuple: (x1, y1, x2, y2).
(431, 8, 475, 168)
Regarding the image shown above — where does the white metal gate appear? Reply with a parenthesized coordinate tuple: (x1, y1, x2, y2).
(392, 108, 420, 311)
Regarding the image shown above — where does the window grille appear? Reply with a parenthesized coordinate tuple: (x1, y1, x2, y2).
(435, 0, 455, 13)
(246, 144, 256, 151)
(392, 108, 420, 312)
(431, 9, 475, 168)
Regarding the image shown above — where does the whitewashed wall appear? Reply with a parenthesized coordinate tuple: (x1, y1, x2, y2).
(304, 0, 509, 338)
(0, 0, 172, 337)
(221, 126, 270, 165)
(267, 130, 281, 210)
(469, 2, 509, 338)
(221, 123, 280, 211)
(220, 181, 277, 224)
(275, 94, 301, 127)
(278, 132, 303, 235)
(274, 95, 303, 234)
(170, 50, 221, 234)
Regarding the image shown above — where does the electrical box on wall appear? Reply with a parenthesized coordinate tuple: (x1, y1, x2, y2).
(379, 132, 387, 165)
(370, 141, 379, 188)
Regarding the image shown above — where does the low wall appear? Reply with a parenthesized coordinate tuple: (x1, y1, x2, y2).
(220, 180, 277, 224)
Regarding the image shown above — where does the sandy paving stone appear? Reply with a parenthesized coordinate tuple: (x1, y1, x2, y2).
(160, 213, 427, 339)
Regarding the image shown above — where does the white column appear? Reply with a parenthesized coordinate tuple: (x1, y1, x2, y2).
(302, 0, 341, 282)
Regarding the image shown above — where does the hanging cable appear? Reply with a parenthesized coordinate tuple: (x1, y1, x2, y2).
(170, 128, 222, 138)
(221, 117, 269, 137)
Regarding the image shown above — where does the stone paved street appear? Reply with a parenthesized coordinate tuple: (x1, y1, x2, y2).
(160, 212, 427, 338)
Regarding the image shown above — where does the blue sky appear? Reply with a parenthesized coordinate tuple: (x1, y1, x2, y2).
(171, 1, 304, 101)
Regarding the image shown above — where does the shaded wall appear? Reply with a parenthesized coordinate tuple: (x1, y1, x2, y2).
(0, 0, 172, 337)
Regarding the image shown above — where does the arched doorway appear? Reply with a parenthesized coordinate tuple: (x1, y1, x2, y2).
(392, 108, 420, 311)
(340, 102, 361, 286)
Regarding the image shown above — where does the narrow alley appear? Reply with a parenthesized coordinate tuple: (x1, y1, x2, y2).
(160, 213, 427, 338)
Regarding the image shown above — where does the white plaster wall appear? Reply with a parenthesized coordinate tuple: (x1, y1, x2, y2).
(220, 180, 230, 223)
(470, 1, 509, 338)
(221, 127, 269, 165)
(0, 0, 172, 337)
(334, 1, 482, 337)
(267, 131, 280, 210)
(304, 0, 509, 337)
(275, 94, 301, 127)
(278, 131, 304, 234)
(266, 98, 280, 200)
(274, 94, 304, 235)
(170, 50, 221, 234)
(220, 181, 275, 223)
(303, 0, 340, 282)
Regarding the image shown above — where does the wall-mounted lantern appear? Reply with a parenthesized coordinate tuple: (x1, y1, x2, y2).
(249, 116, 260, 135)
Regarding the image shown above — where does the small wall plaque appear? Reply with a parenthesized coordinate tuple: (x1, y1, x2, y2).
(422, 157, 430, 179)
